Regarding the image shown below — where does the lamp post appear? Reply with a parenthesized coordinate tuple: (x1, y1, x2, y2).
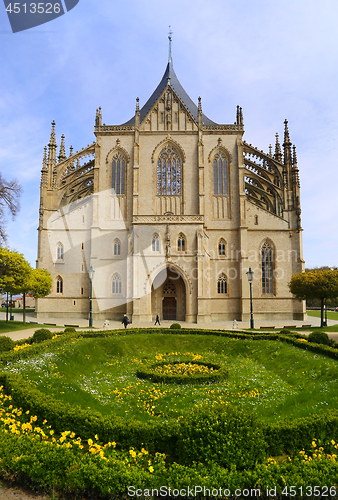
(246, 267, 254, 329)
(88, 265, 95, 328)
(323, 298, 327, 327)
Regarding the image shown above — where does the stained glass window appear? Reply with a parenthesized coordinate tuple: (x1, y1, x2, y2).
(112, 273, 122, 294)
(112, 152, 126, 195)
(56, 276, 63, 294)
(218, 239, 226, 256)
(157, 145, 181, 195)
(217, 274, 227, 294)
(57, 243, 64, 260)
(261, 241, 274, 294)
(177, 233, 185, 252)
(213, 152, 228, 195)
(114, 239, 121, 256)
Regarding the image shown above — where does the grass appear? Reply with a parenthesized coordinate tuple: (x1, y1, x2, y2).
(4, 332, 338, 424)
(307, 309, 338, 321)
(0, 319, 48, 334)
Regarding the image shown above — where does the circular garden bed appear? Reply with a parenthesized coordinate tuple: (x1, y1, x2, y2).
(136, 360, 228, 383)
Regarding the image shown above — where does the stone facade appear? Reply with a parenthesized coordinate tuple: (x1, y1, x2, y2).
(36, 50, 306, 323)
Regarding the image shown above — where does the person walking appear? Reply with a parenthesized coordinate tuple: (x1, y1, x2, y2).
(122, 315, 130, 328)
(154, 313, 161, 325)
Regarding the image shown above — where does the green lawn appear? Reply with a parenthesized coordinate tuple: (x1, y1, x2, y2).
(5, 333, 338, 424)
(0, 319, 47, 334)
(307, 309, 338, 321)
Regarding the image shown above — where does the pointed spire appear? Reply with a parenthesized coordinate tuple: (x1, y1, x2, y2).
(283, 119, 292, 165)
(135, 97, 140, 128)
(236, 105, 240, 125)
(58, 134, 66, 162)
(293, 145, 300, 187)
(269, 144, 273, 157)
(168, 26, 173, 65)
(239, 107, 243, 126)
(69, 145, 73, 157)
(47, 121, 57, 188)
(41, 146, 48, 187)
(274, 133, 282, 162)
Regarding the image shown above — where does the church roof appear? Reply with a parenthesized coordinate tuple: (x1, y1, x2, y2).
(123, 57, 216, 126)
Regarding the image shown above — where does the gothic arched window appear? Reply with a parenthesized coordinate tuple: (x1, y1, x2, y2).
(112, 273, 122, 294)
(177, 233, 185, 252)
(57, 242, 64, 261)
(157, 145, 181, 195)
(112, 152, 126, 195)
(217, 274, 227, 294)
(213, 152, 228, 195)
(152, 234, 160, 252)
(218, 238, 226, 256)
(261, 241, 274, 294)
(56, 276, 63, 294)
(114, 238, 121, 256)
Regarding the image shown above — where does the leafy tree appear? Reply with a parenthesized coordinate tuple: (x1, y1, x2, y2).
(289, 269, 338, 327)
(0, 173, 21, 244)
(0, 247, 31, 320)
(0, 248, 52, 323)
(20, 268, 52, 324)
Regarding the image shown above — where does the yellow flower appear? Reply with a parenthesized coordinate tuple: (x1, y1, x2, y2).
(149, 466, 154, 473)
(88, 439, 93, 446)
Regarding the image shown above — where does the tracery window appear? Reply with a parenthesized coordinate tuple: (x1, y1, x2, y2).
(112, 273, 122, 294)
(56, 276, 63, 294)
(114, 238, 121, 256)
(112, 152, 126, 195)
(57, 242, 64, 260)
(177, 233, 185, 252)
(163, 281, 176, 295)
(261, 241, 274, 294)
(213, 152, 228, 195)
(152, 234, 160, 252)
(218, 238, 226, 256)
(157, 145, 181, 195)
(217, 274, 227, 294)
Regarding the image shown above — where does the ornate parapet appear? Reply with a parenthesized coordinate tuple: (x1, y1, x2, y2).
(203, 124, 244, 132)
(133, 214, 204, 224)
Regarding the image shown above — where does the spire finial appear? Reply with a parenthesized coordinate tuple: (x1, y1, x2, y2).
(284, 119, 290, 143)
(274, 132, 282, 162)
(168, 26, 173, 64)
(42, 146, 47, 170)
(58, 134, 66, 162)
(49, 120, 56, 147)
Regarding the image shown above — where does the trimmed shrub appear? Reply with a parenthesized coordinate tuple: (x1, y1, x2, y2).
(170, 323, 181, 329)
(64, 327, 76, 334)
(308, 330, 331, 346)
(32, 329, 53, 344)
(0, 336, 15, 352)
(279, 328, 292, 335)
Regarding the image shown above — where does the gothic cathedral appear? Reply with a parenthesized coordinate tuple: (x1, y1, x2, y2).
(36, 45, 305, 324)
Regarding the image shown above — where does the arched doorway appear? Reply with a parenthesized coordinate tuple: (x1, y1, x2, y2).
(151, 267, 186, 321)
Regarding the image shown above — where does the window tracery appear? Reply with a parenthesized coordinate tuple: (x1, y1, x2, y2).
(114, 238, 121, 256)
(177, 233, 185, 252)
(152, 234, 160, 252)
(213, 152, 228, 195)
(157, 145, 181, 196)
(261, 241, 274, 294)
(56, 276, 63, 294)
(57, 242, 64, 261)
(112, 273, 122, 294)
(163, 281, 176, 295)
(217, 274, 227, 294)
(218, 238, 226, 256)
(112, 152, 126, 195)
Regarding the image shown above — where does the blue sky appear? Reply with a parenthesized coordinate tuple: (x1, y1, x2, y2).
(0, 0, 337, 268)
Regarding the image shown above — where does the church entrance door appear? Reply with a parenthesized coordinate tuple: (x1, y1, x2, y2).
(163, 297, 176, 320)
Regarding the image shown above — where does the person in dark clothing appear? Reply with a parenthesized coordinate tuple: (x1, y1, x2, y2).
(154, 314, 160, 325)
(122, 315, 130, 328)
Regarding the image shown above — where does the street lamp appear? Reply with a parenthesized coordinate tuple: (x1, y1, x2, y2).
(246, 267, 254, 329)
(88, 265, 95, 328)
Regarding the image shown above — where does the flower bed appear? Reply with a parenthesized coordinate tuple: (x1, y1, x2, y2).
(136, 360, 228, 384)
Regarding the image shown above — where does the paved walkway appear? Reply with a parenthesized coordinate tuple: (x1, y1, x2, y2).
(1, 311, 338, 340)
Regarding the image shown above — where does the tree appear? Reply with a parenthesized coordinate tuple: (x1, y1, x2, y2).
(0, 248, 52, 324)
(289, 269, 338, 327)
(20, 268, 52, 324)
(0, 173, 21, 244)
(0, 247, 31, 320)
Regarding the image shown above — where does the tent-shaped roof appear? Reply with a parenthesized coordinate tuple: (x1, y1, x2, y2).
(123, 57, 216, 126)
